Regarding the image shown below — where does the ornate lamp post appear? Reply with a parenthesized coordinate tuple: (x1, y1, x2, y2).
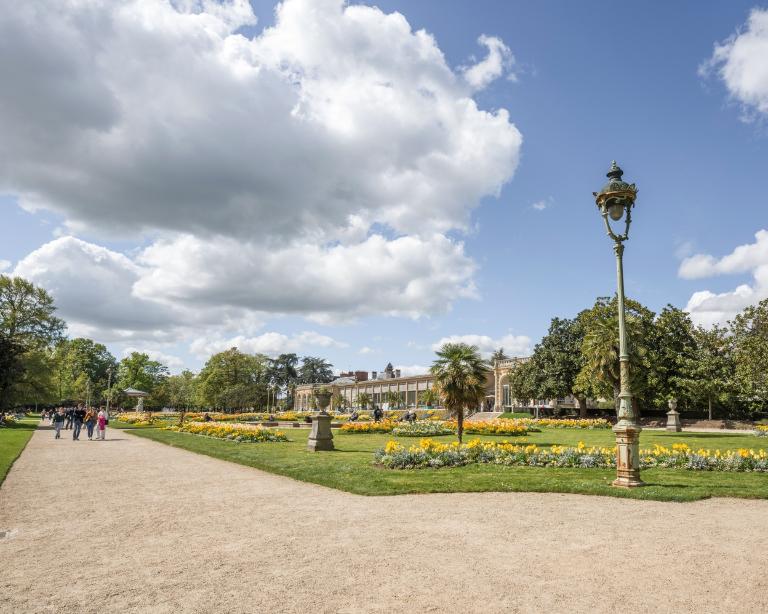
(594, 161, 644, 488)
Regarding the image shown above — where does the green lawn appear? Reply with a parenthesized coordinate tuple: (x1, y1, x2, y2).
(124, 425, 768, 502)
(0, 415, 38, 486)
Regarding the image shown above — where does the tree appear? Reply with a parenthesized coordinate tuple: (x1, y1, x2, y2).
(197, 348, 268, 411)
(678, 325, 734, 420)
(357, 392, 372, 410)
(647, 305, 697, 408)
(529, 317, 586, 415)
(0, 276, 65, 409)
(418, 388, 440, 408)
(163, 370, 198, 410)
(507, 359, 538, 409)
(490, 347, 509, 364)
(116, 352, 170, 408)
(269, 353, 299, 408)
(430, 343, 489, 443)
(298, 356, 334, 384)
(575, 296, 655, 414)
(331, 392, 347, 412)
(52, 338, 117, 404)
(385, 390, 402, 410)
(729, 299, 768, 415)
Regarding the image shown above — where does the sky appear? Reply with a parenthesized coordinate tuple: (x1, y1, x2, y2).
(1, 0, 768, 375)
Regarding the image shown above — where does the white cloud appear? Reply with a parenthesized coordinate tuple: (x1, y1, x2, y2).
(531, 197, 553, 211)
(394, 364, 430, 377)
(680, 230, 768, 326)
(0, 260, 11, 272)
(702, 8, 768, 119)
(1, 0, 523, 338)
(0, 0, 521, 242)
(122, 347, 185, 371)
(462, 34, 515, 90)
(190, 330, 347, 359)
(359, 346, 375, 354)
(431, 333, 531, 357)
(135, 233, 477, 320)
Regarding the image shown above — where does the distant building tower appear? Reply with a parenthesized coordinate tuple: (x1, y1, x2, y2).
(384, 362, 395, 379)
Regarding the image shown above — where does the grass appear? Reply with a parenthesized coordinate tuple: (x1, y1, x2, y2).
(499, 411, 534, 419)
(124, 425, 768, 502)
(0, 415, 38, 486)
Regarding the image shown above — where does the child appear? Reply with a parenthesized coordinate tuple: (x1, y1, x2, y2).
(96, 409, 107, 441)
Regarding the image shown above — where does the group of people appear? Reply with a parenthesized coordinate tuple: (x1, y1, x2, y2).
(347, 406, 417, 423)
(41, 405, 108, 440)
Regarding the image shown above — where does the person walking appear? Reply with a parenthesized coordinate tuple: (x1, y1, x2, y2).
(52, 408, 65, 439)
(72, 404, 86, 440)
(96, 408, 107, 440)
(84, 407, 97, 440)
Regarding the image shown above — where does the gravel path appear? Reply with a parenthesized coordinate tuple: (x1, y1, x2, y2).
(1, 426, 767, 614)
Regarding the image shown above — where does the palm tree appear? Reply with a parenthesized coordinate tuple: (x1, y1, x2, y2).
(385, 391, 402, 410)
(430, 343, 489, 443)
(357, 392, 371, 411)
(418, 387, 440, 408)
(490, 347, 508, 364)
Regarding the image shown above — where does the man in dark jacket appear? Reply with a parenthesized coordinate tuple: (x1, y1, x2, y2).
(72, 404, 86, 440)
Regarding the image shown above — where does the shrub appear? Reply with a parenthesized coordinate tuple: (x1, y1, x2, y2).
(391, 421, 454, 437)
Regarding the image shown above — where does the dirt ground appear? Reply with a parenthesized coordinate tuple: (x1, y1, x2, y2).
(1, 426, 767, 614)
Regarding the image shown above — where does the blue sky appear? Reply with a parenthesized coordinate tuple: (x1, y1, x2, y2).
(1, 0, 767, 374)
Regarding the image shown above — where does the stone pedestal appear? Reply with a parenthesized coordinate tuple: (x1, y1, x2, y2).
(307, 413, 334, 452)
(612, 420, 644, 488)
(666, 399, 681, 432)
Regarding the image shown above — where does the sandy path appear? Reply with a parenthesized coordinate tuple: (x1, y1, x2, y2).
(1, 427, 767, 614)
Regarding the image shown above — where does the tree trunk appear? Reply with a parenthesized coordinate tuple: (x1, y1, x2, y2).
(457, 407, 464, 443)
(577, 396, 588, 418)
(708, 396, 713, 421)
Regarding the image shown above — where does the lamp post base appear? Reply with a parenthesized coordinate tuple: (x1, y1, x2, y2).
(612, 420, 644, 488)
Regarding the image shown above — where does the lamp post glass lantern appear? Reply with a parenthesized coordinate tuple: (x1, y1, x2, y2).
(593, 161, 644, 488)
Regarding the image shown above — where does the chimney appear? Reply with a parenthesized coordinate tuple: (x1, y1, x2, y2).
(395, 369, 401, 378)
(372, 371, 377, 380)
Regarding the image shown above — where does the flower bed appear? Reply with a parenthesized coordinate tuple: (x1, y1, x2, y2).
(460, 419, 534, 436)
(374, 439, 768, 472)
(339, 420, 395, 434)
(756, 425, 768, 437)
(520, 418, 611, 429)
(1, 415, 17, 426)
(391, 420, 454, 437)
(166, 421, 288, 442)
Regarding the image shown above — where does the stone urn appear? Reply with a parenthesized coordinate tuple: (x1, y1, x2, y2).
(307, 390, 334, 452)
(666, 398, 682, 432)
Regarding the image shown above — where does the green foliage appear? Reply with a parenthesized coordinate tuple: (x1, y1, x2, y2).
(730, 299, 768, 416)
(506, 359, 537, 407)
(575, 296, 656, 413)
(677, 325, 734, 419)
(418, 388, 439, 407)
(196, 347, 268, 411)
(384, 390, 403, 409)
(647, 305, 697, 406)
(116, 352, 170, 407)
(529, 316, 585, 411)
(0, 276, 66, 409)
(298, 356, 334, 384)
(357, 392, 372, 410)
(51, 337, 117, 404)
(430, 343, 489, 442)
(161, 370, 198, 410)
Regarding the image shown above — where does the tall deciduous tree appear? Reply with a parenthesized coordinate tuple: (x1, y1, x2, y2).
(197, 348, 268, 411)
(430, 343, 489, 443)
(0, 276, 65, 409)
(729, 299, 768, 416)
(507, 359, 538, 409)
(269, 353, 299, 408)
(116, 352, 169, 408)
(678, 325, 734, 420)
(530, 317, 586, 415)
(52, 338, 117, 404)
(648, 305, 697, 408)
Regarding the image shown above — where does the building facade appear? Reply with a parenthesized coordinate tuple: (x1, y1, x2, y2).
(295, 359, 579, 413)
(294, 363, 437, 412)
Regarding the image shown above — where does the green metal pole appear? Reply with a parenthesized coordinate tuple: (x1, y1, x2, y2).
(614, 242, 633, 422)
